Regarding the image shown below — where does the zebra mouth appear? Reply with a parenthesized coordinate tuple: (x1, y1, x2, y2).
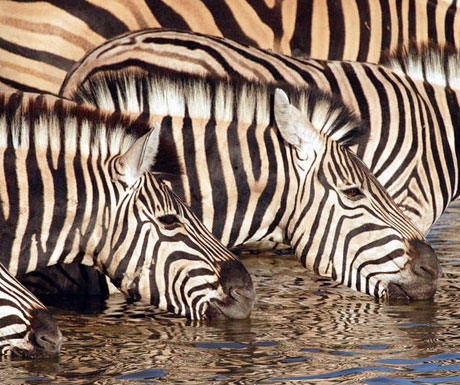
(11, 346, 59, 359)
(204, 259, 255, 320)
(206, 299, 232, 320)
(386, 282, 411, 301)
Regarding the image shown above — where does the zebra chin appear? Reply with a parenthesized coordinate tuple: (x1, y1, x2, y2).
(383, 240, 441, 301)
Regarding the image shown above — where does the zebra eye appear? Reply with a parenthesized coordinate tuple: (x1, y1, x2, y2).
(158, 214, 181, 229)
(342, 187, 364, 200)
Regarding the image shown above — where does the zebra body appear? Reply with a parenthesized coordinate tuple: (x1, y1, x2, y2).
(0, 91, 255, 320)
(0, 262, 62, 357)
(69, 70, 440, 300)
(1, 0, 460, 93)
(61, 29, 460, 235)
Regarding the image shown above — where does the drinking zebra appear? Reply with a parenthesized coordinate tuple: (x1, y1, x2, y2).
(1, 0, 459, 93)
(65, 70, 440, 300)
(0, 262, 62, 357)
(60, 29, 460, 235)
(0, 91, 255, 320)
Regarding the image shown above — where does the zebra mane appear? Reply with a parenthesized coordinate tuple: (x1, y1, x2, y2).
(73, 69, 364, 148)
(0, 92, 182, 177)
(381, 42, 460, 90)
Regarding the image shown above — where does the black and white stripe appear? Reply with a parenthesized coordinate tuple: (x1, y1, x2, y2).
(0, 91, 254, 320)
(61, 29, 460, 235)
(0, 262, 62, 357)
(68, 70, 440, 300)
(1, 0, 459, 93)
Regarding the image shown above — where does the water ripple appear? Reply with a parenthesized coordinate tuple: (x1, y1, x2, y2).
(1, 201, 459, 384)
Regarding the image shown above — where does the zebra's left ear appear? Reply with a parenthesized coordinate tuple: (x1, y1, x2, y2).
(115, 122, 160, 186)
(274, 88, 322, 159)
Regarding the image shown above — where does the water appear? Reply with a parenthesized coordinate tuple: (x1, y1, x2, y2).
(1, 201, 459, 384)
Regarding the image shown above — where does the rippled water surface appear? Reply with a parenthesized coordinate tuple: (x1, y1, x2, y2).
(2, 201, 460, 384)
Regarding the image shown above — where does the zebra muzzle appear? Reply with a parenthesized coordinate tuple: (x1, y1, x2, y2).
(27, 309, 62, 357)
(387, 240, 441, 301)
(206, 260, 255, 320)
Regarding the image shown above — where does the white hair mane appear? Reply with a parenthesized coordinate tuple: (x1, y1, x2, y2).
(75, 70, 362, 147)
(382, 44, 460, 90)
(0, 94, 139, 159)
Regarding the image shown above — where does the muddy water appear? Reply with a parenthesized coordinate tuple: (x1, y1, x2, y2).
(1, 201, 460, 384)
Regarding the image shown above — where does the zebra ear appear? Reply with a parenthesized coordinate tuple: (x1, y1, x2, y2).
(115, 122, 160, 186)
(274, 88, 321, 158)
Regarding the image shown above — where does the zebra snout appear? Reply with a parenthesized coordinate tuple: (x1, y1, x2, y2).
(29, 309, 62, 356)
(206, 259, 255, 320)
(387, 240, 441, 301)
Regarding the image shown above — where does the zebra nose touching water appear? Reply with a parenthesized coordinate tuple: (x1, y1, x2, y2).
(386, 239, 441, 300)
(70, 71, 441, 300)
(0, 262, 62, 357)
(0, 92, 254, 321)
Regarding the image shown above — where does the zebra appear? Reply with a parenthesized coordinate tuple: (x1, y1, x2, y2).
(60, 29, 460, 236)
(1, 0, 459, 93)
(64, 69, 441, 300)
(0, 91, 255, 320)
(0, 262, 62, 357)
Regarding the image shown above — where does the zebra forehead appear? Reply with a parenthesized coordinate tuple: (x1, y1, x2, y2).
(381, 42, 460, 90)
(77, 69, 363, 147)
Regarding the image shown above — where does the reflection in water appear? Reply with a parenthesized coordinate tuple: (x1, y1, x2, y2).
(0, 201, 459, 384)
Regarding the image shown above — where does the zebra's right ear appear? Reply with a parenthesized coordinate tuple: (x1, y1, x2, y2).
(114, 122, 160, 187)
(274, 88, 322, 159)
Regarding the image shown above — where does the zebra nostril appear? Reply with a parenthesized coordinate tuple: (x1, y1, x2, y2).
(33, 331, 59, 351)
(229, 288, 239, 302)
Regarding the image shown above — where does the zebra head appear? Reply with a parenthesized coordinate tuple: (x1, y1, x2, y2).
(273, 88, 440, 300)
(0, 263, 62, 357)
(104, 125, 255, 319)
(0, 93, 254, 321)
